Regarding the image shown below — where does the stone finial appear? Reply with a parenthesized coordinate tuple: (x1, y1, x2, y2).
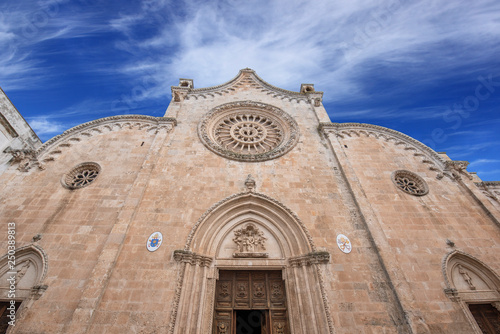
(178, 78, 193, 88)
(245, 174, 256, 192)
(446, 239, 455, 247)
(300, 84, 315, 93)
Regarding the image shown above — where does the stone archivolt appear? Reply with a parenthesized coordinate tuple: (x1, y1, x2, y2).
(198, 101, 299, 162)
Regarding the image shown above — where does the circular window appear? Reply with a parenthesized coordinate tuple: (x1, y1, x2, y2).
(62, 162, 101, 189)
(198, 101, 299, 162)
(391, 170, 429, 196)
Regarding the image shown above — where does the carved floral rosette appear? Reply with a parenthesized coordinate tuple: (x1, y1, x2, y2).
(198, 101, 300, 162)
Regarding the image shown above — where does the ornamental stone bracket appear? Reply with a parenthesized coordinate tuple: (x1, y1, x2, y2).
(173, 250, 213, 267)
(443, 160, 473, 181)
(288, 251, 331, 267)
(7, 149, 45, 172)
(30, 284, 48, 300)
(443, 288, 460, 302)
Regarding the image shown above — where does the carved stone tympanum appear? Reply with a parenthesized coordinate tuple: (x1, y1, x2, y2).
(232, 223, 268, 258)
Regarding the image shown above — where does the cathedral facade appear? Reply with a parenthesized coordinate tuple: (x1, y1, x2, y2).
(0, 69, 499, 333)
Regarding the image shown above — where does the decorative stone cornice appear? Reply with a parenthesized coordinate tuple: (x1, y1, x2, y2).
(288, 251, 330, 267)
(475, 181, 500, 188)
(319, 122, 451, 178)
(20, 115, 177, 169)
(174, 69, 312, 103)
(184, 191, 317, 253)
(173, 250, 213, 267)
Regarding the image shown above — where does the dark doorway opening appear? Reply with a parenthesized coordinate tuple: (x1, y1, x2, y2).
(235, 309, 266, 334)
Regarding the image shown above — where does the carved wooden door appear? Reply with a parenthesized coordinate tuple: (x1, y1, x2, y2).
(213, 270, 288, 334)
(469, 304, 500, 334)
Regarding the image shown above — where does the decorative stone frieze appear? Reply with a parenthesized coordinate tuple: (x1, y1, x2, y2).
(288, 251, 331, 267)
(198, 101, 300, 162)
(173, 250, 213, 267)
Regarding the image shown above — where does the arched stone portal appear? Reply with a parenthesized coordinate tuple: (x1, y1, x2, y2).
(169, 192, 334, 334)
(443, 250, 500, 333)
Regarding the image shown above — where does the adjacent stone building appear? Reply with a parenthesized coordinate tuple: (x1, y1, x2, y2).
(0, 87, 41, 175)
(0, 69, 499, 333)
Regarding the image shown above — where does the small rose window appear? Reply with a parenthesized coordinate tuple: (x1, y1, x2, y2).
(391, 170, 429, 196)
(62, 162, 101, 189)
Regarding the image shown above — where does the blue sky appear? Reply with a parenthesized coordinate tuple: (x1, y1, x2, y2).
(1, 0, 499, 180)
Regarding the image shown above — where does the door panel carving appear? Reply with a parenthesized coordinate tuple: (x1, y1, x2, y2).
(214, 270, 288, 334)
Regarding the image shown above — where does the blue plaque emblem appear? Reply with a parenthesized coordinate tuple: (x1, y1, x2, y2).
(147, 232, 163, 252)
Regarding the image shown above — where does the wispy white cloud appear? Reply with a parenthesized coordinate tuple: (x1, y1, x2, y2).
(469, 159, 500, 168)
(101, 0, 500, 111)
(26, 117, 64, 135)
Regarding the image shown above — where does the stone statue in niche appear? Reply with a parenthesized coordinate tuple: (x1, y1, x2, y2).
(232, 223, 269, 258)
(457, 264, 476, 290)
(15, 261, 31, 286)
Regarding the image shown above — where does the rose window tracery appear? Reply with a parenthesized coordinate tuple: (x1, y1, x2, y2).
(62, 162, 101, 189)
(215, 113, 281, 154)
(391, 170, 429, 196)
(199, 101, 299, 162)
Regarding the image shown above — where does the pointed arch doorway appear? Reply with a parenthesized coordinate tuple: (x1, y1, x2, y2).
(169, 192, 334, 334)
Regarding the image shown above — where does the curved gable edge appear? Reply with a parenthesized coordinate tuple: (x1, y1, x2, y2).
(8, 115, 177, 172)
(319, 122, 472, 179)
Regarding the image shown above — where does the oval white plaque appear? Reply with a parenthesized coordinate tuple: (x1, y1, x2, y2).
(336, 234, 352, 254)
(147, 232, 163, 252)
